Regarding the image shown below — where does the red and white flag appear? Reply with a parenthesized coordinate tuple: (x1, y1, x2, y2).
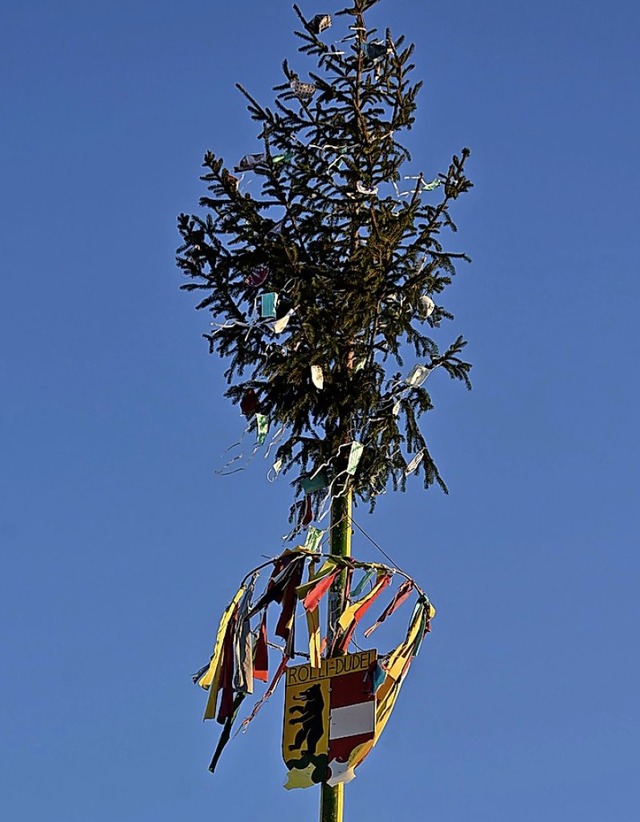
(327, 665, 376, 786)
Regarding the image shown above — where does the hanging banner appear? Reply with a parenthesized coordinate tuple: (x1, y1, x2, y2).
(282, 649, 377, 790)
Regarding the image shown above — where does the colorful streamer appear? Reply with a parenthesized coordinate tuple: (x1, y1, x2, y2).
(193, 551, 434, 778)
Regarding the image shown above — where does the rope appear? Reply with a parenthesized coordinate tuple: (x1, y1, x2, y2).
(349, 515, 405, 575)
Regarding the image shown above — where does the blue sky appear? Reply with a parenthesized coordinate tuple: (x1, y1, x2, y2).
(1, 1, 639, 819)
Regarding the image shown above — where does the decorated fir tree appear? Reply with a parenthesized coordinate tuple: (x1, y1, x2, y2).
(177, 0, 472, 521)
(177, 2, 472, 819)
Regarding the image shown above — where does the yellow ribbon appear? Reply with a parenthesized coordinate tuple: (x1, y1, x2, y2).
(200, 585, 246, 720)
(337, 573, 390, 633)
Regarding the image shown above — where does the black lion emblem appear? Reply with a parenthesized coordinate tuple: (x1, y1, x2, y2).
(288, 683, 325, 756)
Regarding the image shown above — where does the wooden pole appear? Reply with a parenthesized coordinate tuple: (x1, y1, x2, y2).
(319, 487, 352, 822)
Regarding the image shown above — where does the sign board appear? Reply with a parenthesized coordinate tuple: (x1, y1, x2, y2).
(282, 649, 377, 789)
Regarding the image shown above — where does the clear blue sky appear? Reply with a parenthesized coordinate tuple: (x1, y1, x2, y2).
(2, 1, 639, 820)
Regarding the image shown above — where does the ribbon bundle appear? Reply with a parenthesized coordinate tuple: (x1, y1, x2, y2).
(193, 545, 435, 777)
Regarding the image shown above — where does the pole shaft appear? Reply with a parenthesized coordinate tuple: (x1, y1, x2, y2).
(319, 488, 352, 822)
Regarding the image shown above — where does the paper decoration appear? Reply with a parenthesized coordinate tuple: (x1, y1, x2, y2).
(406, 364, 430, 387)
(260, 293, 278, 318)
(311, 365, 324, 389)
(234, 153, 267, 173)
(419, 294, 435, 318)
(308, 14, 332, 34)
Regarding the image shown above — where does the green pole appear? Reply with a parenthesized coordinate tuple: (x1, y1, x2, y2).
(319, 487, 352, 822)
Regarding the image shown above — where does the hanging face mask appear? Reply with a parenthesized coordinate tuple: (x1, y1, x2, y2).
(266, 218, 286, 238)
(302, 472, 329, 493)
(245, 265, 270, 287)
(308, 14, 332, 34)
(268, 457, 284, 482)
(240, 389, 258, 417)
(299, 494, 313, 527)
(273, 308, 294, 334)
(346, 441, 365, 476)
(405, 364, 430, 387)
(311, 365, 324, 389)
(421, 177, 441, 192)
(303, 526, 324, 551)
(362, 41, 388, 66)
(419, 294, 435, 319)
(256, 413, 269, 445)
(272, 150, 295, 165)
(234, 153, 267, 173)
(405, 450, 424, 475)
(290, 78, 316, 100)
(260, 293, 278, 318)
(355, 180, 378, 196)
(225, 173, 239, 192)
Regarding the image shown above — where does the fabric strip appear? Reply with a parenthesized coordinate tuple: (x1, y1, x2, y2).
(240, 654, 289, 732)
(253, 609, 269, 683)
(208, 693, 246, 774)
(302, 569, 341, 612)
(336, 573, 392, 652)
(305, 605, 322, 668)
(363, 580, 413, 638)
(216, 615, 237, 723)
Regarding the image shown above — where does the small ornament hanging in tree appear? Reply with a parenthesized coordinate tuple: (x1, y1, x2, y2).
(307, 13, 332, 35)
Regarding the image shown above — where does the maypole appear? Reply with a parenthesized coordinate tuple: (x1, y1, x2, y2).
(320, 488, 352, 822)
(177, 0, 474, 816)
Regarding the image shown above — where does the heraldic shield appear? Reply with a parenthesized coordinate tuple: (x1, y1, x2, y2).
(282, 650, 377, 789)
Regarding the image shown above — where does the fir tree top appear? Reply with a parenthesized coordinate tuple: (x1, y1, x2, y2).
(177, 0, 473, 525)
